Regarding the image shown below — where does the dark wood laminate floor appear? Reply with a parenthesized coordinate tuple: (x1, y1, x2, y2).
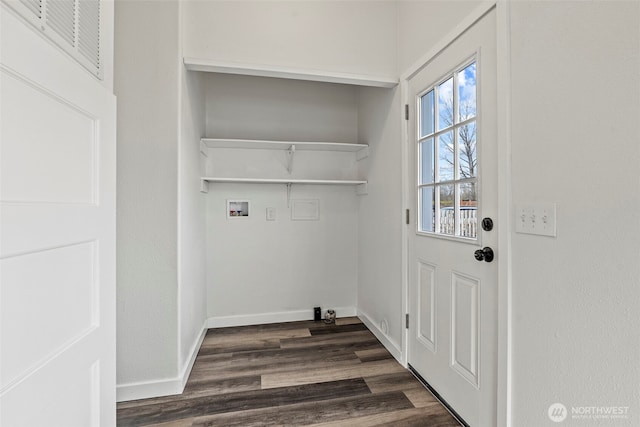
(117, 317, 461, 427)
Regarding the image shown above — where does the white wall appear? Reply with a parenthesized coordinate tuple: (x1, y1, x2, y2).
(509, 2, 640, 425)
(115, 0, 179, 390)
(205, 74, 358, 143)
(397, 0, 482, 74)
(356, 86, 403, 357)
(182, 0, 397, 79)
(177, 31, 207, 376)
(204, 74, 360, 324)
(206, 184, 359, 324)
(115, 0, 209, 401)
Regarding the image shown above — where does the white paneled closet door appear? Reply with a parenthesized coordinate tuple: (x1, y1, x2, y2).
(0, 1, 116, 426)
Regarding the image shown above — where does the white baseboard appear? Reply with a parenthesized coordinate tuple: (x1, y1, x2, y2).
(116, 377, 182, 403)
(116, 319, 207, 402)
(207, 306, 357, 328)
(357, 308, 403, 363)
(179, 319, 208, 391)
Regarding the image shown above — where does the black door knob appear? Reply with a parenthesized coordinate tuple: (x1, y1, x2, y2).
(474, 247, 494, 262)
(481, 217, 494, 231)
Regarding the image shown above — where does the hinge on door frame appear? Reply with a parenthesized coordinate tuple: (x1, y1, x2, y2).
(406, 209, 410, 225)
(405, 104, 409, 121)
(405, 313, 409, 329)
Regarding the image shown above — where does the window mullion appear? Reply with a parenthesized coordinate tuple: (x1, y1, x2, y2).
(433, 85, 441, 233)
(435, 185, 441, 233)
(454, 133, 461, 236)
(453, 72, 461, 236)
(453, 72, 460, 183)
(416, 121, 422, 231)
(434, 86, 439, 135)
(434, 86, 440, 184)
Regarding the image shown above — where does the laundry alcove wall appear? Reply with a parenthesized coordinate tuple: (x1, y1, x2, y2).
(200, 73, 366, 326)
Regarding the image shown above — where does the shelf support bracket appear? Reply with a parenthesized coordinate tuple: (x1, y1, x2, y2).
(355, 146, 369, 161)
(356, 182, 368, 196)
(286, 144, 296, 174)
(286, 182, 292, 207)
(200, 179, 209, 193)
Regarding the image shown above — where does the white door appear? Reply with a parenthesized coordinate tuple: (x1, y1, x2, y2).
(0, 3, 116, 427)
(407, 9, 497, 427)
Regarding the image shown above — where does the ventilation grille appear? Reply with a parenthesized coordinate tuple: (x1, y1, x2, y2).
(19, 0, 42, 18)
(47, 0, 75, 46)
(2, 0, 102, 79)
(78, 0, 100, 69)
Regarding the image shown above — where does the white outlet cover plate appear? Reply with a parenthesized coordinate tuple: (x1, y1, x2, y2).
(266, 207, 276, 221)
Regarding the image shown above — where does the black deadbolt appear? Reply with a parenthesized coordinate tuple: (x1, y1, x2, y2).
(481, 217, 494, 231)
(474, 247, 494, 263)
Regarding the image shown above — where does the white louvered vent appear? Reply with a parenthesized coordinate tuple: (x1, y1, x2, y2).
(78, 0, 100, 70)
(46, 0, 75, 47)
(2, 0, 102, 78)
(19, 0, 42, 18)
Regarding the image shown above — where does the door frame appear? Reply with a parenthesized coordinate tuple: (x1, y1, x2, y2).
(399, 2, 512, 426)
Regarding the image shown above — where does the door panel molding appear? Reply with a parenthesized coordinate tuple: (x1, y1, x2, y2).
(417, 260, 437, 352)
(1, 241, 99, 390)
(450, 271, 480, 388)
(1, 67, 98, 205)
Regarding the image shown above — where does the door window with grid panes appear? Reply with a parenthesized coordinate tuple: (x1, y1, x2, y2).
(418, 60, 478, 239)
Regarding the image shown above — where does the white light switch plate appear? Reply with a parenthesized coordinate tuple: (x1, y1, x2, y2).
(515, 203, 556, 237)
(266, 207, 276, 221)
